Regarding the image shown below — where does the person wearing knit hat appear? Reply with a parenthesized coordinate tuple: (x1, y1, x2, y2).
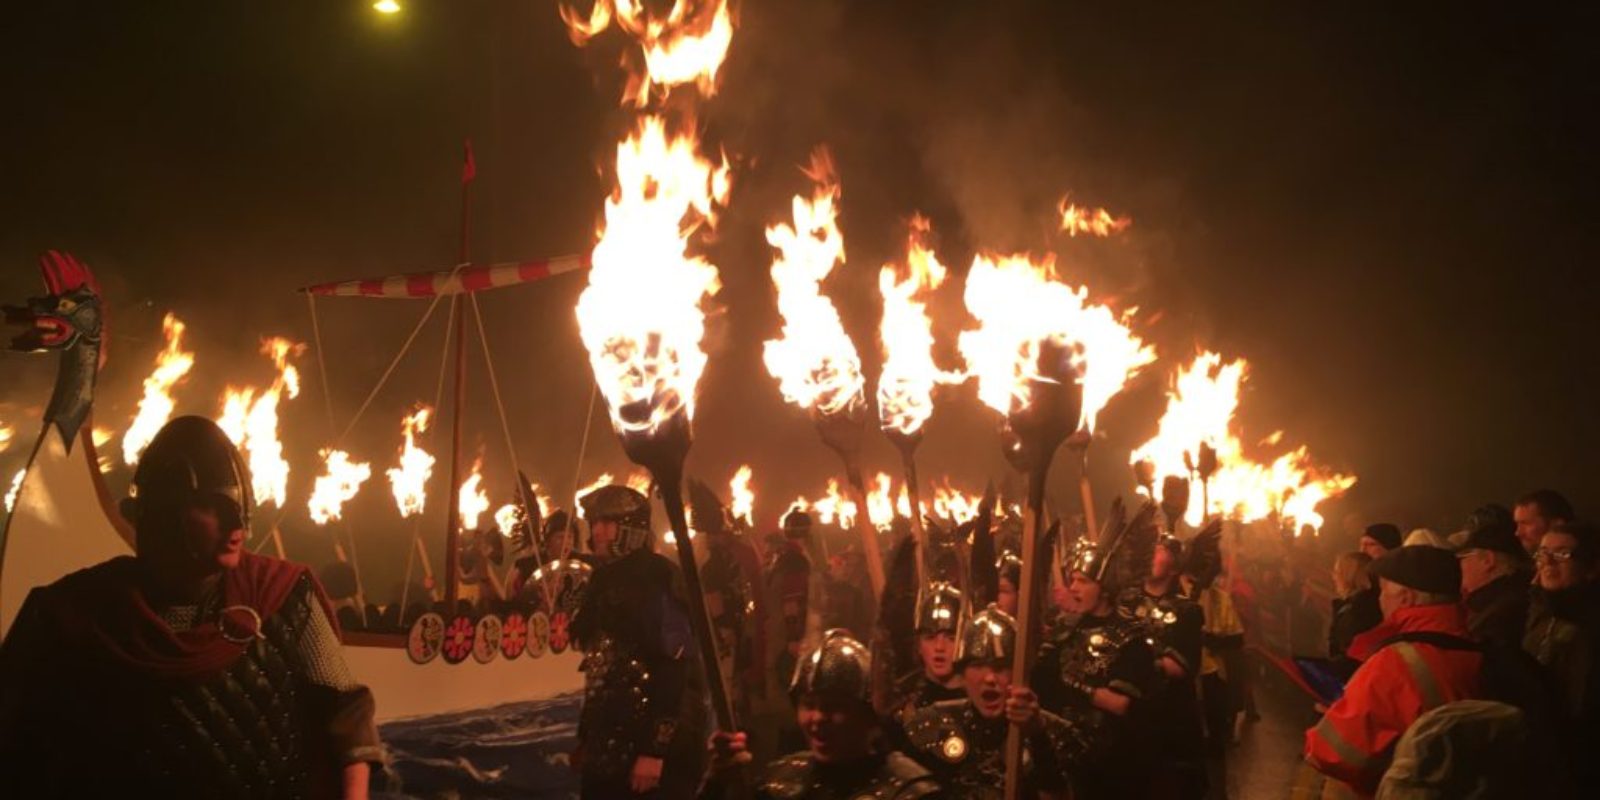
(1359, 523, 1403, 560)
(1302, 545, 1485, 796)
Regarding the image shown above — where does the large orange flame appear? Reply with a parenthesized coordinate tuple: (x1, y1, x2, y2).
(957, 254, 1153, 433)
(217, 337, 304, 508)
(575, 116, 729, 437)
(1058, 198, 1131, 238)
(561, 0, 735, 108)
(878, 216, 961, 436)
(729, 464, 754, 525)
(123, 313, 196, 465)
(458, 458, 491, 531)
(386, 406, 435, 518)
(762, 150, 865, 418)
(308, 449, 372, 526)
(1130, 352, 1356, 532)
(0, 420, 11, 454)
(931, 478, 982, 524)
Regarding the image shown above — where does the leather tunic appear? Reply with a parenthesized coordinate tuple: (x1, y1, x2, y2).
(902, 698, 1073, 799)
(754, 751, 943, 800)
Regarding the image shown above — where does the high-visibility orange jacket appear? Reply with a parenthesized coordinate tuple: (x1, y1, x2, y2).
(1303, 603, 1484, 797)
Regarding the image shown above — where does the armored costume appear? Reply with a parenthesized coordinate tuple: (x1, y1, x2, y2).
(1033, 500, 1161, 799)
(571, 485, 706, 799)
(902, 605, 1075, 799)
(891, 582, 967, 726)
(691, 479, 766, 712)
(1126, 566, 1207, 798)
(766, 509, 815, 690)
(0, 417, 379, 799)
(707, 630, 944, 799)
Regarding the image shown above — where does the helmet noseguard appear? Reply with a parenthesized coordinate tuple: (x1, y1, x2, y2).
(958, 603, 1017, 668)
(790, 629, 873, 705)
(914, 581, 966, 637)
(579, 485, 653, 558)
(127, 416, 254, 534)
(1066, 538, 1102, 582)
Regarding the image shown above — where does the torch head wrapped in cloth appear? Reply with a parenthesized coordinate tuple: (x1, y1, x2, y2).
(1000, 338, 1081, 475)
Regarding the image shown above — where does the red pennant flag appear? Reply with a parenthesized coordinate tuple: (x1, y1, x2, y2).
(462, 139, 477, 184)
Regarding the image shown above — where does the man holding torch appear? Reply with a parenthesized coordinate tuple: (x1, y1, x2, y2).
(569, 485, 707, 798)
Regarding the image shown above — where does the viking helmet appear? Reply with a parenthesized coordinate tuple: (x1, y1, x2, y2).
(790, 629, 873, 705)
(579, 484, 653, 558)
(958, 603, 1017, 668)
(1067, 498, 1159, 594)
(914, 581, 965, 637)
(124, 416, 253, 538)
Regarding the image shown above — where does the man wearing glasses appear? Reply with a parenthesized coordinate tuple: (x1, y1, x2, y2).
(1524, 521, 1600, 787)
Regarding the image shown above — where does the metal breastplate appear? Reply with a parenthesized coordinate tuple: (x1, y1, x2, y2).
(578, 630, 652, 777)
(116, 580, 320, 798)
(904, 700, 1009, 798)
(1055, 616, 1141, 754)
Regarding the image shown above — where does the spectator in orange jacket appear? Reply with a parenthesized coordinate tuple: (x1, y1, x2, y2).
(1301, 546, 1485, 798)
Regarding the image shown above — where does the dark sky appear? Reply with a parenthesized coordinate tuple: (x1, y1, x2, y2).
(3, 1, 1597, 578)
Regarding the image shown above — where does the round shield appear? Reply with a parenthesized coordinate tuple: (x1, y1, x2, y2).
(406, 612, 445, 665)
(473, 614, 503, 664)
(500, 613, 528, 660)
(441, 614, 475, 664)
(548, 610, 571, 654)
(526, 611, 550, 658)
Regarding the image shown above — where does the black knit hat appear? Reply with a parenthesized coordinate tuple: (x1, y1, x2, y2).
(1372, 546, 1461, 597)
(1363, 523, 1403, 551)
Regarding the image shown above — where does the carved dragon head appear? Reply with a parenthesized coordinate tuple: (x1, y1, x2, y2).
(3, 251, 104, 448)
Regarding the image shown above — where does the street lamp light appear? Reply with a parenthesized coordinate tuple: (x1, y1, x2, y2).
(373, 0, 401, 14)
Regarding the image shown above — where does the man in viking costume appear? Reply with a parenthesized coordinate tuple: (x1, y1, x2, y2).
(706, 629, 945, 799)
(900, 603, 1076, 799)
(570, 484, 706, 798)
(0, 416, 380, 798)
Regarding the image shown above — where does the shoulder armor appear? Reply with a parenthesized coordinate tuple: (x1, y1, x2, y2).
(881, 751, 942, 798)
(758, 752, 815, 800)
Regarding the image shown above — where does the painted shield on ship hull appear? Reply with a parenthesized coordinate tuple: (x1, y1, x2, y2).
(500, 612, 527, 659)
(473, 614, 503, 663)
(527, 611, 550, 658)
(441, 614, 475, 664)
(407, 612, 445, 664)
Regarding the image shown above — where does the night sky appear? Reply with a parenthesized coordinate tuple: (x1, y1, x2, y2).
(3, 2, 1596, 581)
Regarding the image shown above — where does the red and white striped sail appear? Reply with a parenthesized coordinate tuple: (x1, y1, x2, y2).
(301, 256, 589, 299)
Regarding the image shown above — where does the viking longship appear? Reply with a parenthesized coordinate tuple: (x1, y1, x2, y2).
(0, 247, 595, 723)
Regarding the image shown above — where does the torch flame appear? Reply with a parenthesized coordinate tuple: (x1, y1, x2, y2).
(387, 406, 435, 518)
(575, 472, 615, 512)
(1129, 352, 1356, 532)
(762, 149, 866, 418)
(931, 479, 982, 524)
(575, 116, 728, 437)
(308, 449, 372, 526)
(807, 478, 857, 530)
(494, 504, 521, 538)
(625, 469, 654, 495)
(458, 458, 491, 531)
(123, 313, 196, 465)
(0, 420, 11, 454)
(1058, 198, 1131, 238)
(560, 0, 735, 108)
(878, 216, 961, 436)
(729, 464, 754, 525)
(217, 337, 305, 508)
(956, 254, 1152, 432)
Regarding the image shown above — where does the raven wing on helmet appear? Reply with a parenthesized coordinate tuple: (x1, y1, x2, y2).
(1101, 499, 1160, 594)
(687, 477, 731, 536)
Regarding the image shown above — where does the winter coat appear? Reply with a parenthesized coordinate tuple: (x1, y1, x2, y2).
(1304, 603, 1485, 798)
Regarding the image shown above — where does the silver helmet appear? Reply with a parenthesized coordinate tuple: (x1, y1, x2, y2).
(914, 581, 966, 637)
(579, 485, 653, 558)
(790, 629, 873, 705)
(958, 603, 1017, 668)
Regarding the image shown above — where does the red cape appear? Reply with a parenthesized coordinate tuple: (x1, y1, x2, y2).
(41, 552, 339, 681)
